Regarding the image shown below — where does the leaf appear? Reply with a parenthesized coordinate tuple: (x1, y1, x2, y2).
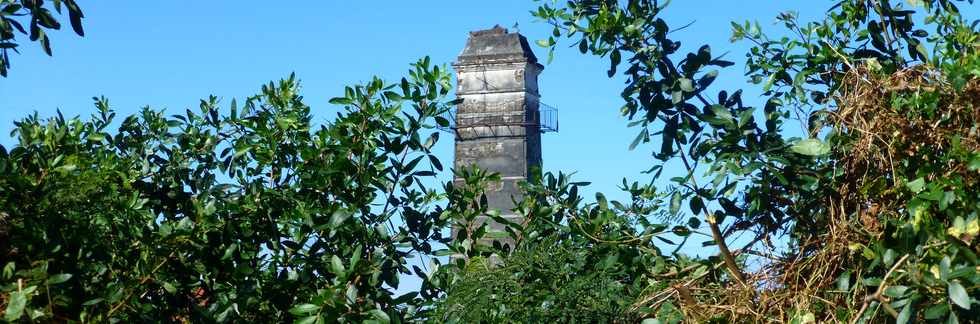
(914, 41, 929, 61)
(350, 245, 362, 269)
(40, 32, 52, 56)
(687, 217, 701, 229)
(176, 217, 195, 232)
(82, 298, 103, 306)
(896, 303, 913, 324)
(222, 243, 238, 261)
(67, 3, 84, 36)
(404, 155, 424, 172)
(485, 230, 509, 239)
(699, 70, 718, 89)
(762, 73, 776, 92)
(709, 59, 734, 67)
(331, 255, 345, 276)
(328, 97, 352, 105)
(968, 155, 980, 171)
(883, 249, 896, 267)
(660, 116, 678, 158)
(609, 49, 621, 77)
(906, 178, 926, 193)
(87, 133, 105, 142)
(289, 304, 320, 315)
(678, 78, 694, 92)
(4, 290, 26, 321)
(36, 8, 60, 29)
(424, 132, 439, 149)
(233, 146, 251, 159)
(162, 282, 177, 294)
(710, 105, 733, 123)
(836, 271, 851, 291)
(629, 129, 647, 151)
(45, 273, 72, 285)
(432, 249, 454, 257)
(329, 209, 352, 228)
(671, 90, 682, 104)
(671, 226, 690, 237)
(54, 164, 77, 173)
(789, 312, 815, 324)
(940, 256, 951, 280)
(947, 311, 959, 324)
(669, 191, 682, 215)
(346, 285, 359, 304)
(596, 192, 608, 210)
(948, 281, 970, 309)
(923, 303, 948, 319)
(790, 138, 830, 156)
(2, 4, 22, 15)
(689, 196, 703, 215)
(368, 309, 390, 324)
(737, 107, 755, 128)
(216, 304, 236, 322)
(428, 155, 443, 171)
(295, 315, 318, 324)
(940, 191, 956, 210)
(383, 91, 402, 101)
(884, 285, 908, 298)
(435, 116, 450, 128)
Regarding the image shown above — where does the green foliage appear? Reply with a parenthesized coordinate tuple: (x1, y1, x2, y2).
(0, 58, 459, 322)
(433, 169, 719, 322)
(0, 0, 84, 77)
(532, 0, 813, 289)
(2, 1, 979, 322)
(729, 0, 980, 321)
(435, 237, 642, 323)
(432, 0, 980, 322)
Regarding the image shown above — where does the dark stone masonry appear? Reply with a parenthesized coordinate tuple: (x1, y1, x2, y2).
(451, 26, 548, 246)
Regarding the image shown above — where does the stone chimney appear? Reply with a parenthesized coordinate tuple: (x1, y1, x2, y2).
(451, 25, 550, 248)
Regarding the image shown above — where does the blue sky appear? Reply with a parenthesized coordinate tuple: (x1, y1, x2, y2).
(0, 0, 836, 200)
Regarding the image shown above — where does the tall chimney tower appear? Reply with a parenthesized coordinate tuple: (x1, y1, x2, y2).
(450, 26, 555, 247)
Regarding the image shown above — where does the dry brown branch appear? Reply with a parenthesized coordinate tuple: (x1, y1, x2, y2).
(631, 65, 978, 323)
(849, 254, 910, 324)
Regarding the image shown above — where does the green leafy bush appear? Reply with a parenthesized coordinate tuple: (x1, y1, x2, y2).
(0, 0, 85, 77)
(433, 0, 980, 322)
(435, 237, 638, 323)
(1, 58, 459, 322)
(2, 1, 979, 323)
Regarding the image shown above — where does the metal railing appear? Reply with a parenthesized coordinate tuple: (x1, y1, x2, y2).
(435, 102, 558, 134)
(537, 102, 559, 133)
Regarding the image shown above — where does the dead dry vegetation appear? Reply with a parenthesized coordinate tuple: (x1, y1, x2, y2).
(664, 66, 980, 322)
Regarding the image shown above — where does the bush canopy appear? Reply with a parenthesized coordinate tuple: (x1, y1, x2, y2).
(2, 0, 979, 323)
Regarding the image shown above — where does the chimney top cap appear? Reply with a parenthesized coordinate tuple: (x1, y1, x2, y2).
(455, 25, 540, 66)
(469, 25, 508, 37)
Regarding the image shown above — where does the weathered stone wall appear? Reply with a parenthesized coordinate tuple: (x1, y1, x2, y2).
(452, 26, 543, 247)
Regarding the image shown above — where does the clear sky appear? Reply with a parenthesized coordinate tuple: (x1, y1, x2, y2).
(0, 0, 842, 199)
